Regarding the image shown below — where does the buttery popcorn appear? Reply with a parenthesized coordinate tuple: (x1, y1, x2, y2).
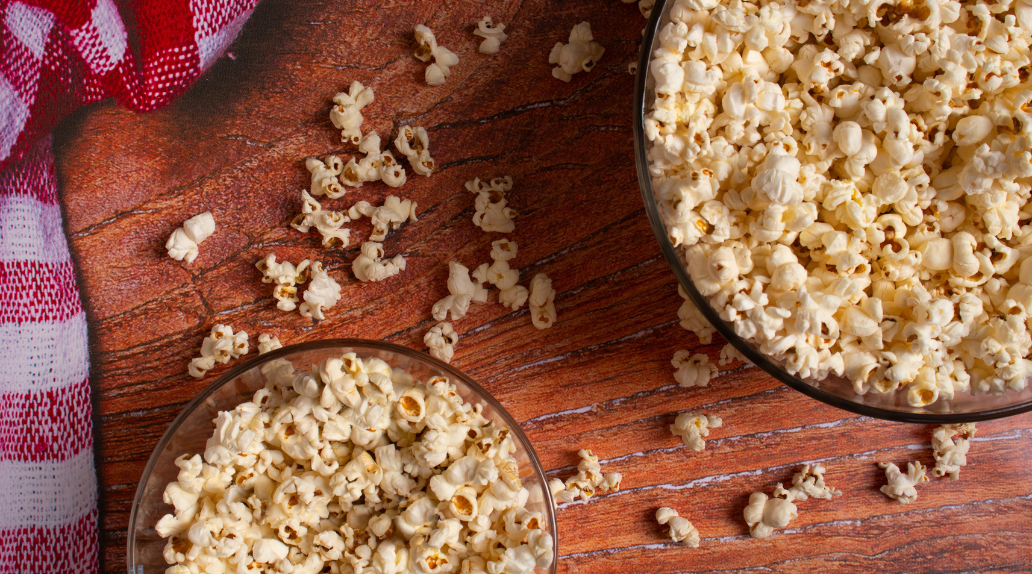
(393, 126, 435, 177)
(646, 0, 1032, 404)
(671, 350, 717, 387)
(414, 25, 460, 86)
(157, 354, 556, 574)
(330, 80, 374, 145)
(931, 422, 976, 480)
(466, 176, 518, 233)
(257, 334, 283, 355)
(348, 196, 418, 242)
(548, 449, 622, 505)
(299, 261, 342, 320)
(166, 212, 216, 264)
(549, 22, 605, 82)
(670, 412, 721, 451)
(655, 507, 700, 547)
(353, 241, 406, 282)
(425, 322, 459, 363)
(187, 324, 249, 379)
(879, 461, 929, 504)
(256, 254, 311, 312)
(290, 190, 351, 249)
(475, 17, 508, 55)
(528, 274, 557, 330)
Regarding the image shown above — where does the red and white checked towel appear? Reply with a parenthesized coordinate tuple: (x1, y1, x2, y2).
(1, 0, 258, 570)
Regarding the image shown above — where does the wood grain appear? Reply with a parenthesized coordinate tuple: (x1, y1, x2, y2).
(50, 0, 1032, 572)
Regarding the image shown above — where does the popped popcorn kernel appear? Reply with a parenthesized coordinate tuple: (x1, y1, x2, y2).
(474, 16, 508, 55)
(415, 24, 460, 86)
(656, 507, 700, 547)
(931, 423, 976, 480)
(187, 324, 248, 379)
(671, 350, 717, 387)
(166, 212, 215, 264)
(879, 461, 929, 504)
(549, 22, 605, 82)
(670, 412, 722, 451)
(425, 322, 459, 363)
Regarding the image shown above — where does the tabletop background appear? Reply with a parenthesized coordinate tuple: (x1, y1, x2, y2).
(52, 0, 1032, 572)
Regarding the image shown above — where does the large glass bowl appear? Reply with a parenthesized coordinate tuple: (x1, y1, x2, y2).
(633, 0, 1032, 423)
(128, 339, 557, 573)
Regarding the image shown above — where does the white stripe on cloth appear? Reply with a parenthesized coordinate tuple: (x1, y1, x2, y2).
(0, 313, 89, 396)
(0, 194, 71, 263)
(0, 74, 30, 162)
(4, 2, 55, 60)
(0, 448, 96, 529)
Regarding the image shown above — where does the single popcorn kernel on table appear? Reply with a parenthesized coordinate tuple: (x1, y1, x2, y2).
(932, 423, 977, 480)
(330, 80, 373, 145)
(299, 261, 342, 320)
(656, 507, 700, 547)
(528, 273, 557, 329)
(166, 211, 215, 264)
(425, 322, 459, 363)
(256, 253, 311, 312)
(645, 0, 1032, 404)
(434, 261, 490, 321)
(290, 190, 351, 248)
(671, 350, 717, 387)
(353, 241, 406, 282)
(414, 24, 460, 86)
(187, 324, 248, 379)
(348, 195, 418, 242)
(305, 155, 345, 199)
(549, 22, 605, 82)
(394, 125, 436, 177)
(466, 176, 518, 233)
(341, 131, 407, 188)
(475, 16, 508, 55)
(157, 354, 556, 574)
(548, 449, 622, 505)
(774, 464, 842, 503)
(670, 412, 721, 451)
(880, 460, 930, 504)
(256, 333, 283, 354)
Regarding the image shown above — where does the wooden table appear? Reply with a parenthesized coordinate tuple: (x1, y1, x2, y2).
(53, 0, 1032, 571)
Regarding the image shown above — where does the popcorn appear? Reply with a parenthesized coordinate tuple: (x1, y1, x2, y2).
(299, 261, 342, 320)
(773, 464, 841, 502)
(305, 156, 345, 199)
(290, 190, 351, 248)
(341, 132, 408, 188)
(549, 448, 622, 505)
(677, 286, 715, 344)
(670, 412, 721, 451)
(549, 22, 604, 82)
(671, 351, 717, 387)
(655, 507, 700, 547)
(348, 195, 418, 242)
(166, 212, 215, 264)
(433, 261, 489, 321)
(330, 80, 374, 145)
(743, 492, 797, 539)
(931, 423, 976, 480)
(474, 17, 508, 55)
(394, 126, 435, 177)
(353, 241, 407, 282)
(719, 343, 751, 366)
(158, 354, 555, 574)
(256, 254, 311, 312)
(528, 273, 557, 330)
(188, 325, 249, 379)
(414, 25, 460, 86)
(257, 334, 283, 355)
(879, 461, 929, 504)
(646, 0, 1032, 404)
(425, 322, 459, 363)
(466, 176, 517, 233)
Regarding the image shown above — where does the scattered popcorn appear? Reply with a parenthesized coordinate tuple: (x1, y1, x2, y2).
(353, 241, 406, 282)
(348, 195, 418, 242)
(645, 0, 1032, 402)
(466, 176, 517, 233)
(299, 261, 342, 320)
(187, 324, 248, 379)
(719, 343, 752, 366)
(433, 261, 489, 321)
(414, 24, 460, 86)
(528, 273, 557, 329)
(393, 126, 435, 177)
(879, 461, 929, 504)
(474, 16, 508, 55)
(158, 353, 556, 574)
(330, 80, 374, 145)
(305, 156, 345, 199)
(549, 22, 604, 82)
(341, 131, 407, 188)
(256, 254, 311, 312)
(166, 212, 215, 264)
(256, 334, 282, 355)
(549, 449, 622, 505)
(290, 190, 351, 248)
(425, 322, 459, 363)
(670, 412, 721, 451)
(743, 492, 797, 539)
(671, 350, 717, 387)
(932, 423, 977, 480)
(656, 507, 700, 547)
(773, 464, 842, 502)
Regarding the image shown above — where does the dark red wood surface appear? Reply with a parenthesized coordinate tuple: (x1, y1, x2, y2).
(52, 0, 1032, 572)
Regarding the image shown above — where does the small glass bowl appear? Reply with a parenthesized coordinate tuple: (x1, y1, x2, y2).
(127, 339, 557, 574)
(632, 0, 1032, 423)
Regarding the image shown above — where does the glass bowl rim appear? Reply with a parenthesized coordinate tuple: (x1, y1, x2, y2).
(631, 0, 1032, 424)
(126, 337, 558, 574)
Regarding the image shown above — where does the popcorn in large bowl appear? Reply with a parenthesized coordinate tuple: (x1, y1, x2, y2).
(128, 340, 557, 574)
(634, 0, 1032, 421)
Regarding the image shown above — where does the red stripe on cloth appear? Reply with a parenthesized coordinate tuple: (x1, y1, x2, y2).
(0, 134, 57, 205)
(0, 260, 83, 324)
(0, 510, 98, 574)
(0, 378, 93, 463)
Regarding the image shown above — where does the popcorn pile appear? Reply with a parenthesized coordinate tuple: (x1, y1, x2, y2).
(646, 0, 1032, 406)
(157, 353, 555, 574)
(744, 464, 841, 538)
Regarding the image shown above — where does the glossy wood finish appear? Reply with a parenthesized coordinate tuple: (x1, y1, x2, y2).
(52, 0, 1032, 571)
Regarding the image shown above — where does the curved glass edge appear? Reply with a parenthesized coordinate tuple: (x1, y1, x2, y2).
(128, 338, 558, 574)
(631, 0, 1032, 425)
